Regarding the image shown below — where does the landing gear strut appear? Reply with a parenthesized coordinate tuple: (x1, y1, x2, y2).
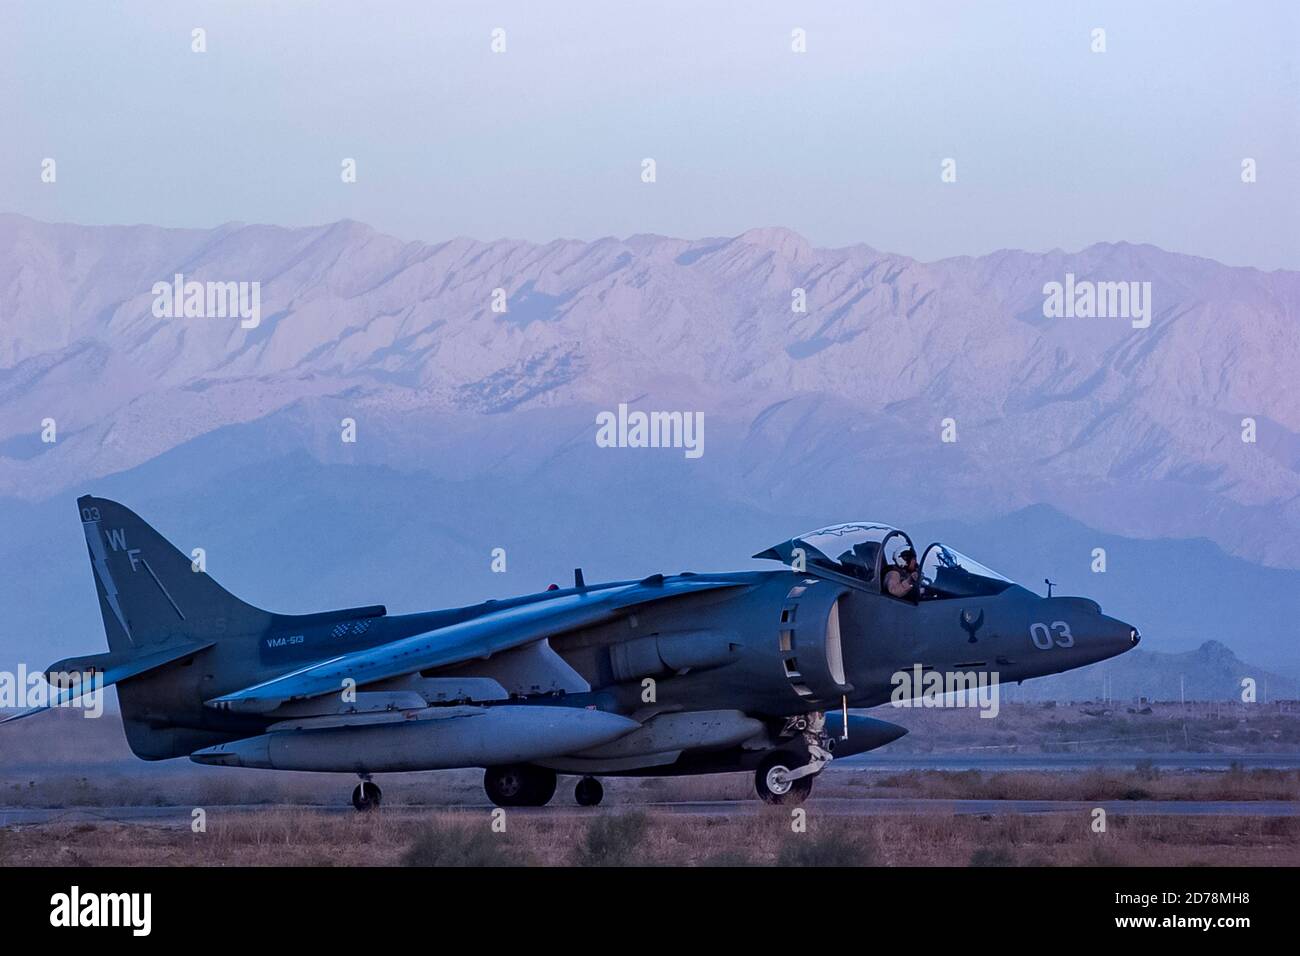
(755, 712, 833, 805)
(755, 753, 814, 804)
(484, 764, 557, 807)
(351, 779, 382, 812)
(575, 776, 604, 807)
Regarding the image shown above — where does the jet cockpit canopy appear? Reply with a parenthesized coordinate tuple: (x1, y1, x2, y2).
(756, 524, 1018, 600)
(917, 542, 1015, 599)
(754, 522, 914, 586)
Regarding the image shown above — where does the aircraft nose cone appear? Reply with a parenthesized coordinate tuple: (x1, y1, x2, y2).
(1078, 614, 1141, 665)
(1105, 618, 1141, 658)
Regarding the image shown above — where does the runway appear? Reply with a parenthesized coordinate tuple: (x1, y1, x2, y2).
(836, 753, 1300, 771)
(6, 751, 1298, 777)
(4, 796, 1297, 828)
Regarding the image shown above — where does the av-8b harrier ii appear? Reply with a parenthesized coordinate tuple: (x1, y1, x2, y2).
(6, 498, 1139, 809)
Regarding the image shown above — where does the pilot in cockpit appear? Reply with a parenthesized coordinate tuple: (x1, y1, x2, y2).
(884, 548, 920, 599)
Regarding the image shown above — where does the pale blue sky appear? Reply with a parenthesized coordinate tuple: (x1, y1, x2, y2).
(2, 0, 1296, 268)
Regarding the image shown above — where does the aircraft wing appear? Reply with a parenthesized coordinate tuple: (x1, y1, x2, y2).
(206, 577, 745, 713)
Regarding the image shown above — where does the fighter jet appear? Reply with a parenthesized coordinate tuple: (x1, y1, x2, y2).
(5, 500, 1139, 809)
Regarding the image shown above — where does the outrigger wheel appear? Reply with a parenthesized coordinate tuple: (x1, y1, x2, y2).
(755, 752, 814, 805)
(484, 764, 558, 807)
(351, 780, 382, 812)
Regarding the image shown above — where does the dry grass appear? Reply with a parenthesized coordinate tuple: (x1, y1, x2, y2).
(1, 808, 1295, 867)
(880, 700, 1300, 754)
(839, 768, 1300, 802)
(3, 705, 1298, 867)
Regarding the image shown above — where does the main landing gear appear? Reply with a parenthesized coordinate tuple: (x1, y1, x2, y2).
(575, 775, 604, 807)
(484, 764, 558, 807)
(352, 778, 382, 812)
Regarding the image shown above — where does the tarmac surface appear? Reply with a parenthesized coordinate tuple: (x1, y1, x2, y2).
(3, 797, 1298, 827)
(837, 753, 1300, 770)
(6, 751, 1300, 776)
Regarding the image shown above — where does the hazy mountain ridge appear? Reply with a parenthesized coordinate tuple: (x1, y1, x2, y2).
(0, 213, 1297, 675)
(1020, 640, 1297, 703)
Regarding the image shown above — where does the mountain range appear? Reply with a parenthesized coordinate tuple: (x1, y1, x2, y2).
(0, 213, 1296, 681)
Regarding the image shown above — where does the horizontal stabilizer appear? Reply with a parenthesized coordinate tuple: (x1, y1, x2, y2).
(1, 638, 214, 724)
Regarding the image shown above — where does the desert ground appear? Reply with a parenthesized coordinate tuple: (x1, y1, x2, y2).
(2, 702, 1297, 866)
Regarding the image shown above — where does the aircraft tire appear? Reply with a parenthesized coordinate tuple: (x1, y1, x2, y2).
(526, 766, 558, 806)
(755, 752, 813, 805)
(351, 781, 382, 812)
(575, 775, 604, 807)
(484, 764, 557, 807)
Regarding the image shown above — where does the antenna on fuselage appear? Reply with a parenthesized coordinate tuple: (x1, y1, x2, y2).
(1044, 578, 1056, 598)
(574, 568, 586, 589)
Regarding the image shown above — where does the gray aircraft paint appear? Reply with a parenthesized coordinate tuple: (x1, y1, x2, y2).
(4, 497, 1139, 801)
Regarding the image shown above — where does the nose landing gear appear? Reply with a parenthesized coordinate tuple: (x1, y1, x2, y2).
(755, 753, 815, 804)
(756, 712, 833, 804)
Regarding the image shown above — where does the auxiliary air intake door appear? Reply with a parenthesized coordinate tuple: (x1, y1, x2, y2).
(777, 581, 853, 704)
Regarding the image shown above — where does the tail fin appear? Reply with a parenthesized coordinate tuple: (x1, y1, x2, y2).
(78, 495, 271, 652)
(78, 495, 273, 758)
